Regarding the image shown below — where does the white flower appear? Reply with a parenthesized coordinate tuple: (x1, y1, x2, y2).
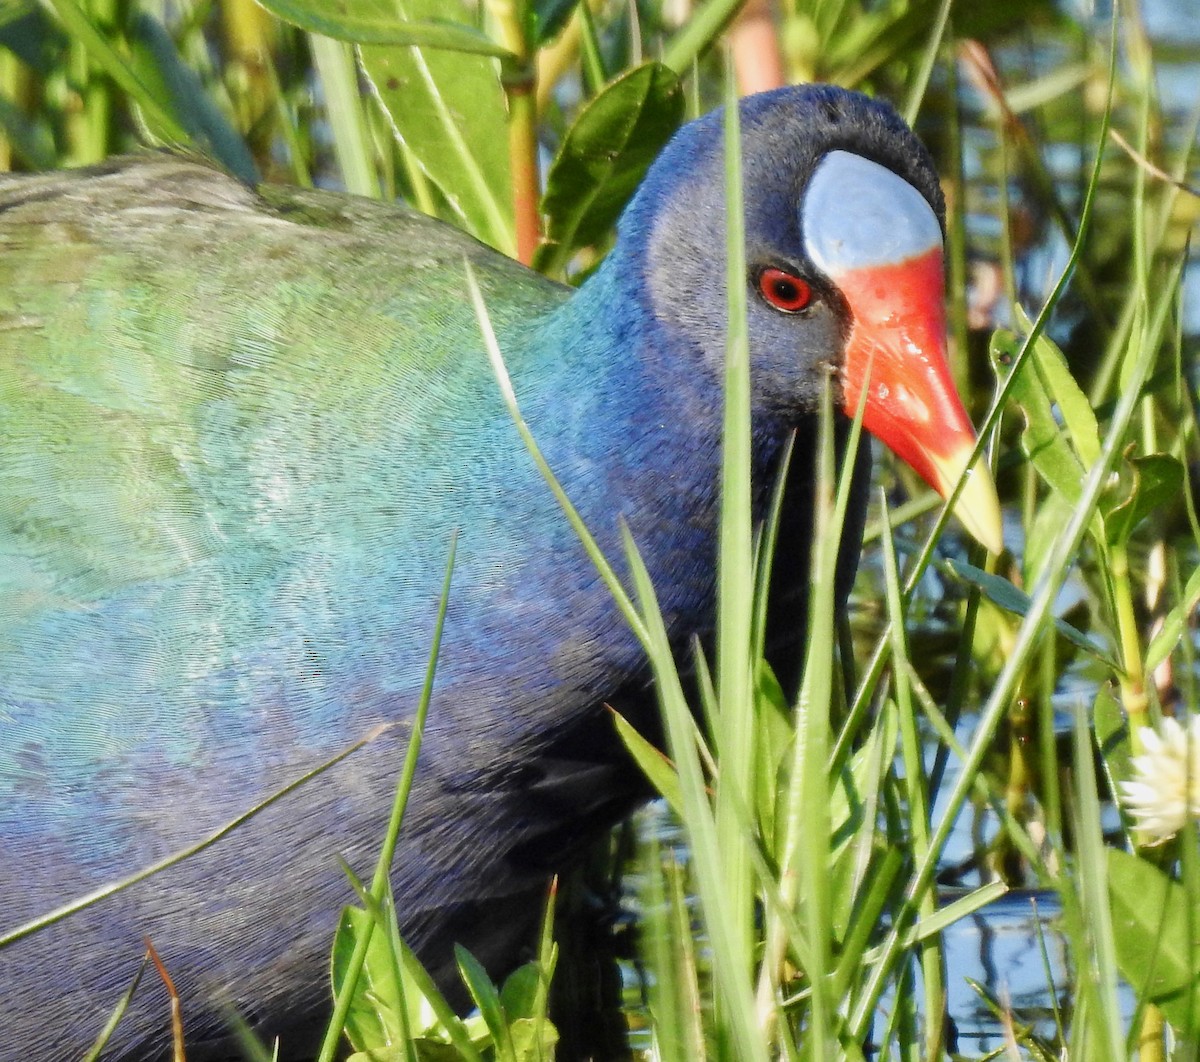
(1119, 716, 1200, 843)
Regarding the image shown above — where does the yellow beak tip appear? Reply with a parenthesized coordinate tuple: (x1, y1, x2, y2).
(953, 478, 1004, 555)
(930, 448, 1004, 555)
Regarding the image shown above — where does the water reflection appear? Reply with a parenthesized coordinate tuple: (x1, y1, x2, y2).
(942, 891, 1077, 1055)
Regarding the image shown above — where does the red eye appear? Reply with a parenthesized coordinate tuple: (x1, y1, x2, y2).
(758, 268, 812, 313)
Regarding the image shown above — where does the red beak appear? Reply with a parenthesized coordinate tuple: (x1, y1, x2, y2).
(836, 247, 1002, 554)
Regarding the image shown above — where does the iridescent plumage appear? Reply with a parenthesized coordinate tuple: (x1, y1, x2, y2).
(0, 86, 986, 1059)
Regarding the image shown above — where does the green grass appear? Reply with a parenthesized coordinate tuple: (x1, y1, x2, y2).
(2, 1, 1199, 1059)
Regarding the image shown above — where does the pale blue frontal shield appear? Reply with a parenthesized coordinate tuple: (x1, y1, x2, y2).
(801, 150, 942, 275)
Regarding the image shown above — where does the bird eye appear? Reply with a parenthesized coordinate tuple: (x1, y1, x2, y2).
(757, 268, 813, 313)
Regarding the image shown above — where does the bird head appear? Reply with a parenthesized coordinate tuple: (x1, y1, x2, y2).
(617, 84, 1002, 554)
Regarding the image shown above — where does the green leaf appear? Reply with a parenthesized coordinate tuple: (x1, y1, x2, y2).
(257, 0, 513, 56)
(331, 906, 407, 1052)
(349, 1044, 461, 1062)
(333, 904, 492, 1060)
(1092, 683, 1131, 818)
(1101, 452, 1184, 547)
(359, 1, 514, 254)
(1013, 305, 1101, 468)
(79, 958, 148, 1062)
(659, 0, 745, 76)
(455, 945, 514, 1059)
(612, 708, 685, 816)
(397, 941, 489, 1059)
(991, 330, 1085, 496)
(497, 962, 542, 1019)
(1146, 563, 1200, 673)
(990, 328, 1104, 545)
(827, 704, 897, 938)
(41, 0, 188, 144)
(1023, 491, 1075, 589)
(754, 660, 793, 859)
(0, 0, 36, 32)
(822, 1, 942, 81)
(945, 559, 1119, 670)
(0, 93, 54, 169)
(528, 0, 578, 48)
(0, 6, 63, 73)
(537, 63, 683, 273)
(1108, 848, 1200, 1033)
(126, 14, 258, 184)
(508, 1017, 559, 1061)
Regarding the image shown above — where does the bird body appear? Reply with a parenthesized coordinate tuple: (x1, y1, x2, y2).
(1, 157, 720, 1056)
(0, 86, 999, 1058)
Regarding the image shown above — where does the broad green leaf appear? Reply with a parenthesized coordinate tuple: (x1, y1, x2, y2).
(360, 1, 514, 254)
(508, 1017, 559, 1060)
(349, 1049, 419, 1062)
(1014, 305, 1101, 468)
(1102, 452, 1184, 547)
(398, 941, 490, 1058)
(945, 559, 1119, 670)
(1146, 563, 1200, 672)
(991, 329, 1109, 551)
(334, 906, 488, 1059)
(257, 0, 513, 56)
(537, 63, 683, 274)
(497, 962, 542, 1018)
(331, 906, 407, 1051)
(991, 330, 1093, 508)
(1108, 848, 1200, 1033)
(991, 330, 1087, 500)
